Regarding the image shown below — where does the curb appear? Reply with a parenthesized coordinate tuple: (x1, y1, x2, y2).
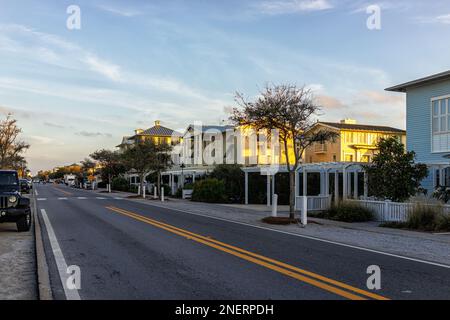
(32, 189, 53, 300)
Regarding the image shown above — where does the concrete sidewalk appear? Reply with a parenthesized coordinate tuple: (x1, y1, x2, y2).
(94, 188, 450, 266)
(0, 223, 37, 300)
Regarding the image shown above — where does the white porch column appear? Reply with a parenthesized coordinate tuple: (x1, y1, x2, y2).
(302, 169, 308, 225)
(244, 172, 249, 205)
(272, 174, 276, 198)
(334, 171, 339, 202)
(343, 166, 347, 200)
(266, 174, 271, 207)
(440, 167, 445, 186)
(193, 172, 196, 183)
(324, 170, 329, 196)
(354, 171, 359, 199)
(319, 171, 325, 196)
(295, 170, 299, 208)
(364, 171, 368, 198)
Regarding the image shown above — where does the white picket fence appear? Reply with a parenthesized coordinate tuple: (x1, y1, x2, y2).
(295, 196, 450, 222)
(348, 199, 450, 222)
(295, 195, 332, 212)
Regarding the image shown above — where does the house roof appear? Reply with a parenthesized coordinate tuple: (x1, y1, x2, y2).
(140, 125, 179, 137)
(186, 124, 235, 133)
(385, 70, 450, 92)
(318, 122, 406, 134)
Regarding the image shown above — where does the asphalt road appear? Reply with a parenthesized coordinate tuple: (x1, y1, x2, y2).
(34, 183, 450, 300)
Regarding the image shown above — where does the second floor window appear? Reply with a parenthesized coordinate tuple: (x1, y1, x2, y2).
(432, 97, 450, 152)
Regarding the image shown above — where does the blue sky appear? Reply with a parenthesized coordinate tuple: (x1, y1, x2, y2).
(0, 0, 450, 173)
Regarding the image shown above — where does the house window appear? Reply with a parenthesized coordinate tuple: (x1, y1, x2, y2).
(432, 97, 450, 152)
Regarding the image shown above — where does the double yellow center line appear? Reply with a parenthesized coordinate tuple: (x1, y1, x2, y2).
(105, 206, 389, 300)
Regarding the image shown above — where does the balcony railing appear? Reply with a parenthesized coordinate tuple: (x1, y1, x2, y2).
(314, 144, 327, 153)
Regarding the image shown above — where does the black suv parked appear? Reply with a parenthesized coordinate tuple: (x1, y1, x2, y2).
(0, 170, 31, 232)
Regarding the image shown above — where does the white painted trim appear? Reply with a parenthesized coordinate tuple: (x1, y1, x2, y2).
(431, 94, 450, 101)
(430, 96, 450, 153)
(40, 209, 81, 300)
(138, 202, 450, 270)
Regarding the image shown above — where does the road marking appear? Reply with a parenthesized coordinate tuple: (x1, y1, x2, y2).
(77, 197, 87, 200)
(40, 209, 81, 300)
(53, 186, 73, 196)
(142, 202, 450, 270)
(114, 197, 123, 200)
(58, 197, 68, 200)
(34, 189, 39, 196)
(96, 197, 106, 200)
(37, 198, 47, 201)
(106, 206, 389, 301)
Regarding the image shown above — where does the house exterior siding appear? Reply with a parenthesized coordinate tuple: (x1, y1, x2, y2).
(406, 80, 450, 162)
(387, 73, 450, 194)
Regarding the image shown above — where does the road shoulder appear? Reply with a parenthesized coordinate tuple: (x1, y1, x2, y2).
(32, 189, 53, 300)
(0, 194, 38, 300)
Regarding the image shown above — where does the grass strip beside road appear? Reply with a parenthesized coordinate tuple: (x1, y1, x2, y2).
(105, 205, 389, 301)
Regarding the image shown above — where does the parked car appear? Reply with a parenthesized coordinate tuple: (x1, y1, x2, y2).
(0, 170, 32, 232)
(19, 179, 31, 194)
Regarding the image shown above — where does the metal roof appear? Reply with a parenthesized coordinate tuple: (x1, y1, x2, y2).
(385, 70, 450, 92)
(319, 122, 405, 133)
(141, 125, 179, 137)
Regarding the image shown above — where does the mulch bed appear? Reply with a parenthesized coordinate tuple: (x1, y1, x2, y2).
(261, 217, 301, 225)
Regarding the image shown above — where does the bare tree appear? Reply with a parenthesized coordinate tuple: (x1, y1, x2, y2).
(230, 84, 338, 220)
(0, 114, 30, 170)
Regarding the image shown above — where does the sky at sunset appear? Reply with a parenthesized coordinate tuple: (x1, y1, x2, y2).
(1, 0, 450, 173)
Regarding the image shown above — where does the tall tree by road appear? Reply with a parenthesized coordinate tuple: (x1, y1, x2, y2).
(364, 137, 428, 202)
(231, 84, 338, 220)
(0, 114, 30, 170)
(90, 149, 126, 191)
(121, 140, 173, 198)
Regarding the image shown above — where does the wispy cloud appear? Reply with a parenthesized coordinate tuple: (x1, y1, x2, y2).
(97, 4, 143, 17)
(432, 14, 450, 24)
(75, 131, 113, 138)
(84, 55, 121, 81)
(256, 0, 333, 15)
(43, 122, 65, 129)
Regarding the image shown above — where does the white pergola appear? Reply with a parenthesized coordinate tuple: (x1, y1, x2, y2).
(162, 167, 210, 195)
(242, 162, 368, 207)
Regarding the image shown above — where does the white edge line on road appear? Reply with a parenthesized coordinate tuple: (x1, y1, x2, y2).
(58, 197, 68, 200)
(138, 201, 450, 270)
(37, 198, 47, 201)
(34, 189, 39, 196)
(40, 209, 81, 300)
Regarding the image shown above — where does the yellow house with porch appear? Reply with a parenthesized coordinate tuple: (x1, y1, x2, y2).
(304, 119, 406, 164)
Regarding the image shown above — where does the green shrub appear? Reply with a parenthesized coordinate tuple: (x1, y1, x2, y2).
(406, 203, 440, 231)
(435, 214, 450, 232)
(210, 164, 244, 203)
(129, 184, 138, 193)
(192, 178, 228, 203)
(324, 201, 374, 222)
(381, 203, 450, 232)
(111, 177, 129, 192)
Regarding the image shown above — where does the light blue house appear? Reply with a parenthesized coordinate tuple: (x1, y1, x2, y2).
(386, 70, 450, 194)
